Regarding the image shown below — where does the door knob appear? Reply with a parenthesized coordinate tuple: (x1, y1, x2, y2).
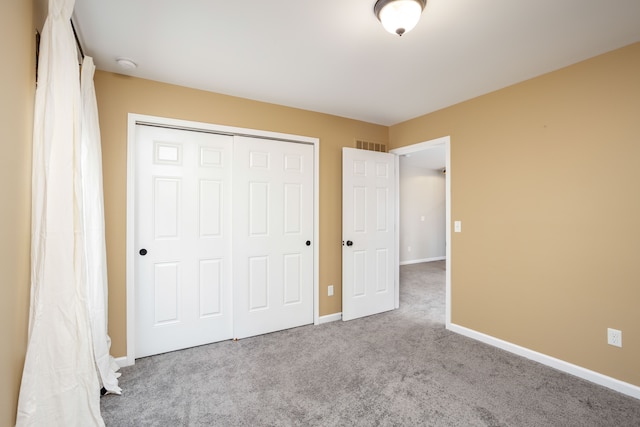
(346, 240, 353, 246)
(139, 248, 147, 256)
(306, 240, 311, 246)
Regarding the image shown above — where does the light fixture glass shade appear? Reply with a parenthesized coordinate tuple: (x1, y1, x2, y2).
(375, 0, 425, 36)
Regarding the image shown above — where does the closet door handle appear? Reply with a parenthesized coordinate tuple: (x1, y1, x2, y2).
(306, 240, 311, 246)
(139, 248, 148, 256)
(346, 240, 353, 247)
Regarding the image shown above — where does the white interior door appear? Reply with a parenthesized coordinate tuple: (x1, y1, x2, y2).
(135, 125, 233, 357)
(233, 136, 314, 338)
(342, 147, 396, 321)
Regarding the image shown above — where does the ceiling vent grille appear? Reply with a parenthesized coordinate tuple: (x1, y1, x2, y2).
(355, 139, 387, 153)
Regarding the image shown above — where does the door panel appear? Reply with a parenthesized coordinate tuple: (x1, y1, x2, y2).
(283, 254, 302, 304)
(233, 136, 314, 339)
(198, 259, 223, 316)
(342, 147, 396, 321)
(153, 262, 179, 324)
(199, 180, 222, 237)
(135, 126, 233, 358)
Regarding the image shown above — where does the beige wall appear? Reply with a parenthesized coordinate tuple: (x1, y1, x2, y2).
(0, 1, 39, 425)
(94, 72, 388, 357)
(390, 42, 640, 387)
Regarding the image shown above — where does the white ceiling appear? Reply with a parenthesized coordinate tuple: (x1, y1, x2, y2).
(400, 144, 446, 170)
(72, 0, 640, 126)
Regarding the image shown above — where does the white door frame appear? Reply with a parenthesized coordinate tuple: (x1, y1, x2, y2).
(123, 113, 320, 366)
(390, 136, 452, 328)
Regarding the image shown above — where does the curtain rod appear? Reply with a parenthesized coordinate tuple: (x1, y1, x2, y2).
(70, 19, 85, 59)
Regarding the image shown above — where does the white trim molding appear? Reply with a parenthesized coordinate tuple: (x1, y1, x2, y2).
(400, 256, 445, 266)
(114, 356, 132, 368)
(448, 323, 640, 400)
(317, 312, 342, 324)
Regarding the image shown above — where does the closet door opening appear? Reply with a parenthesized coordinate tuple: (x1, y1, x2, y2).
(131, 120, 317, 360)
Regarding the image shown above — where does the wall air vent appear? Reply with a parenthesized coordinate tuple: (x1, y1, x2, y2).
(355, 139, 387, 153)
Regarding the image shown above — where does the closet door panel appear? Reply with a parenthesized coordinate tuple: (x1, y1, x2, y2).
(135, 126, 233, 358)
(233, 136, 314, 338)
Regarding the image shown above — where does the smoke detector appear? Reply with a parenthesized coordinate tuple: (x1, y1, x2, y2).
(116, 58, 137, 70)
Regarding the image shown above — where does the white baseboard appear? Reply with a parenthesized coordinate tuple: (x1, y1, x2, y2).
(317, 312, 342, 324)
(114, 355, 134, 368)
(447, 323, 640, 400)
(400, 256, 445, 266)
(117, 314, 345, 367)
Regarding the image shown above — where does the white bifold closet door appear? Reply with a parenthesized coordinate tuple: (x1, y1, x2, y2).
(135, 126, 314, 358)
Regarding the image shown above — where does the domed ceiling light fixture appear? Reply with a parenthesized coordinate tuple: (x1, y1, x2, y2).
(374, 0, 427, 36)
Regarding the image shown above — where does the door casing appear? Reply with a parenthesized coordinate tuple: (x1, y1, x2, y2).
(123, 113, 320, 366)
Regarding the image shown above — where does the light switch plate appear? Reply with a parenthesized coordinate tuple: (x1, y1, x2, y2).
(454, 221, 462, 233)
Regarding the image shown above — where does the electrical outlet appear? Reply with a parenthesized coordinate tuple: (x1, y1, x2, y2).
(328, 285, 334, 297)
(407, 246, 411, 252)
(607, 328, 622, 348)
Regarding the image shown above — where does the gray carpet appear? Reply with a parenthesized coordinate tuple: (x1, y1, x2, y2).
(101, 261, 640, 426)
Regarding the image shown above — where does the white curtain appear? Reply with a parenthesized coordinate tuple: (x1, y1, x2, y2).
(80, 56, 122, 396)
(17, 0, 106, 425)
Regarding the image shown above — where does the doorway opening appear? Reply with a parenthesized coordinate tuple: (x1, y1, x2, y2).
(391, 136, 451, 327)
